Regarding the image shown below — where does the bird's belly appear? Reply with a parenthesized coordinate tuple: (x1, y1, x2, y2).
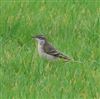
(38, 45, 56, 60)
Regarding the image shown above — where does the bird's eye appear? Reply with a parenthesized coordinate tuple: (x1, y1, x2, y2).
(39, 37, 43, 40)
(39, 37, 42, 39)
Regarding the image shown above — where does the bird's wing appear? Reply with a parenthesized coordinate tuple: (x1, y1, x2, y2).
(44, 42, 71, 61)
(44, 43, 60, 57)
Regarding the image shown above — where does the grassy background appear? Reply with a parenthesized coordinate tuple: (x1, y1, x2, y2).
(0, 1, 100, 99)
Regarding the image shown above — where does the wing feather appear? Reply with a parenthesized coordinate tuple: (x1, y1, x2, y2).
(44, 42, 71, 61)
(44, 43, 60, 56)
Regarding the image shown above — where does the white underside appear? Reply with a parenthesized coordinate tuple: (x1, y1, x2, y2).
(38, 44, 57, 60)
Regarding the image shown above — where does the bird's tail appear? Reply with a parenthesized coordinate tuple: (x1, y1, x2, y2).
(58, 53, 83, 63)
(58, 53, 71, 62)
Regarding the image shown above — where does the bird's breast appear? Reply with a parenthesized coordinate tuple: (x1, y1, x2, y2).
(37, 44, 56, 60)
(38, 44, 44, 55)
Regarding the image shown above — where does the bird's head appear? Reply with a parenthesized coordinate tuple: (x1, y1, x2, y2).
(32, 35, 46, 45)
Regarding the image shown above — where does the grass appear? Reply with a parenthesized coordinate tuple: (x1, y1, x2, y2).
(0, 1, 100, 99)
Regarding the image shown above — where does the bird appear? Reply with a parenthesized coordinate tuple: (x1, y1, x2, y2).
(32, 35, 71, 62)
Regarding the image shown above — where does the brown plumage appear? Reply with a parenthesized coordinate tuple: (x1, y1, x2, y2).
(33, 35, 71, 61)
(43, 41, 71, 61)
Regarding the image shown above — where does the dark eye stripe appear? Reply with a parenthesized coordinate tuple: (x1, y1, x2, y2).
(39, 37, 43, 39)
(39, 37, 45, 39)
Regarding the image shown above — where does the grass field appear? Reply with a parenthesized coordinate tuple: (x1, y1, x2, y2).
(0, 1, 100, 99)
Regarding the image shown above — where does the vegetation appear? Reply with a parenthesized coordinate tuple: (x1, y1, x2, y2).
(0, 1, 100, 99)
